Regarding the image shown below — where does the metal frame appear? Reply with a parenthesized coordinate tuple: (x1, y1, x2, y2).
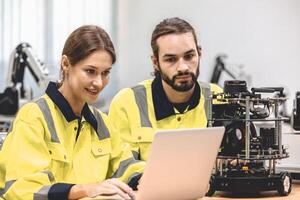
(207, 92, 292, 196)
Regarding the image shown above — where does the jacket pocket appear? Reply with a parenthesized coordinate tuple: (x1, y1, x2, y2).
(47, 142, 70, 162)
(90, 139, 112, 181)
(91, 139, 112, 156)
(131, 127, 155, 143)
(46, 142, 70, 180)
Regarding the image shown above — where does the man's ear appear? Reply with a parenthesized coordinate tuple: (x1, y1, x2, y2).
(151, 55, 159, 71)
(197, 45, 202, 58)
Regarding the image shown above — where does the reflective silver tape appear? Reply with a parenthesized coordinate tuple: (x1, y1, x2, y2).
(92, 108, 110, 140)
(112, 158, 140, 178)
(131, 150, 139, 160)
(0, 180, 15, 195)
(41, 170, 55, 183)
(132, 85, 152, 128)
(36, 98, 60, 143)
(33, 185, 51, 200)
(200, 82, 211, 120)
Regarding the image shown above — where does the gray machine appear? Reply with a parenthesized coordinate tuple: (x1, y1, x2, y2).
(277, 92, 300, 176)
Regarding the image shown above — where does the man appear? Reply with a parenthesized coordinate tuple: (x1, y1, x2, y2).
(109, 17, 222, 161)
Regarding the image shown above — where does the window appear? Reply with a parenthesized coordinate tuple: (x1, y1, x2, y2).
(0, 0, 114, 104)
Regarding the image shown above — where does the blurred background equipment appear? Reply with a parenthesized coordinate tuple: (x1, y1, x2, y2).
(210, 54, 252, 88)
(210, 54, 235, 84)
(0, 42, 53, 142)
(0, 43, 51, 116)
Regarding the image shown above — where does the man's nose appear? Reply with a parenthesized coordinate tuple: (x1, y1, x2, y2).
(177, 58, 189, 72)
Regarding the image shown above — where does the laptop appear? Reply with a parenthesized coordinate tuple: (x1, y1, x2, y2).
(87, 127, 224, 200)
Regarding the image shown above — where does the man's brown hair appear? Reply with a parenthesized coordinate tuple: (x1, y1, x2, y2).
(151, 17, 200, 61)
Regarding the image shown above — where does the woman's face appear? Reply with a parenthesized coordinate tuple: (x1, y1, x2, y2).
(61, 50, 112, 105)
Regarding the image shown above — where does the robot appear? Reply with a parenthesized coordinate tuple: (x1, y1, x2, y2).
(206, 80, 292, 196)
(0, 42, 50, 116)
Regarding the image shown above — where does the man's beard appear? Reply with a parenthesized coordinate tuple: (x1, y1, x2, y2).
(158, 65, 199, 92)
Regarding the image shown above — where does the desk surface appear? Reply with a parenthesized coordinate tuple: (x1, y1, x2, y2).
(82, 181, 300, 200)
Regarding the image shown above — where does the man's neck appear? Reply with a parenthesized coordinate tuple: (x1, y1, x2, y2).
(161, 80, 195, 104)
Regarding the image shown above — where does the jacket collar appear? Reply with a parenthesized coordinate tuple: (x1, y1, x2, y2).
(151, 75, 201, 121)
(45, 82, 97, 131)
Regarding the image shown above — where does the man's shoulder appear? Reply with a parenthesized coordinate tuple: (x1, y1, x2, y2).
(209, 83, 223, 93)
(198, 81, 223, 93)
(111, 79, 153, 104)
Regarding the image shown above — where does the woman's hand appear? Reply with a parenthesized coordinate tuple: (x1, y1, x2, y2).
(68, 178, 135, 200)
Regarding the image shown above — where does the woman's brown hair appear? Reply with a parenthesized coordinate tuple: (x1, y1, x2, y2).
(60, 25, 115, 81)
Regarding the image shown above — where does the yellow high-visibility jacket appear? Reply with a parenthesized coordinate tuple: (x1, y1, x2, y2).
(109, 78, 223, 161)
(0, 150, 4, 189)
(0, 82, 144, 200)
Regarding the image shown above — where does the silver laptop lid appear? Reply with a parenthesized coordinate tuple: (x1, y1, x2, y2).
(137, 127, 225, 200)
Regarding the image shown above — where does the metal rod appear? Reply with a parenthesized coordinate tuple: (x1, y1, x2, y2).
(214, 159, 218, 174)
(220, 159, 223, 176)
(274, 101, 281, 156)
(208, 94, 213, 127)
(273, 159, 276, 174)
(276, 101, 283, 157)
(269, 159, 272, 175)
(245, 96, 250, 159)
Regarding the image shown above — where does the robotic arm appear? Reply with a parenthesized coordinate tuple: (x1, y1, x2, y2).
(0, 42, 50, 115)
(6, 43, 50, 98)
(210, 54, 236, 84)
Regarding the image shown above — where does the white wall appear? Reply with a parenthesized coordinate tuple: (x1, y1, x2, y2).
(116, 0, 300, 112)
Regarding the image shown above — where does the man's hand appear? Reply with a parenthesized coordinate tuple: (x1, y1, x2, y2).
(69, 178, 135, 200)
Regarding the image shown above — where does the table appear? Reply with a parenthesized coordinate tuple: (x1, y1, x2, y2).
(82, 181, 300, 200)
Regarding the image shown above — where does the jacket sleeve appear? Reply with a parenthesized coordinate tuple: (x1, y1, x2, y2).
(100, 112, 145, 188)
(108, 89, 141, 159)
(1, 104, 73, 200)
(210, 83, 224, 104)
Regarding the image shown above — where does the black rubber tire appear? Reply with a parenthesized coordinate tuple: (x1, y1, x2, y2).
(277, 172, 292, 196)
(205, 175, 216, 196)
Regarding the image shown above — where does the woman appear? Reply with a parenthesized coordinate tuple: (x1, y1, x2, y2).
(0, 25, 144, 200)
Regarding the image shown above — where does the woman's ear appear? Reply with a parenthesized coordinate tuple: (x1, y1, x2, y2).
(61, 55, 70, 69)
(60, 55, 71, 81)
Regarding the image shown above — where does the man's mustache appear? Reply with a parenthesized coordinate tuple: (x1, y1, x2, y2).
(173, 71, 196, 80)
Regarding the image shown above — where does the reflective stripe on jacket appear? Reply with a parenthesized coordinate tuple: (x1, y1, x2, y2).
(109, 79, 223, 161)
(0, 94, 144, 200)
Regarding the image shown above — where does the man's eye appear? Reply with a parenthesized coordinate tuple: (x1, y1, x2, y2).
(184, 54, 194, 60)
(165, 57, 177, 63)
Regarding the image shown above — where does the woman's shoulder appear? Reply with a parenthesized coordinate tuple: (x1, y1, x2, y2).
(15, 95, 49, 121)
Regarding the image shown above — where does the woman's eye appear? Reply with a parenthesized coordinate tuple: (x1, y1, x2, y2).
(102, 70, 110, 76)
(86, 69, 95, 74)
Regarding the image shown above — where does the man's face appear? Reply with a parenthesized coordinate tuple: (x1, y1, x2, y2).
(153, 32, 200, 92)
